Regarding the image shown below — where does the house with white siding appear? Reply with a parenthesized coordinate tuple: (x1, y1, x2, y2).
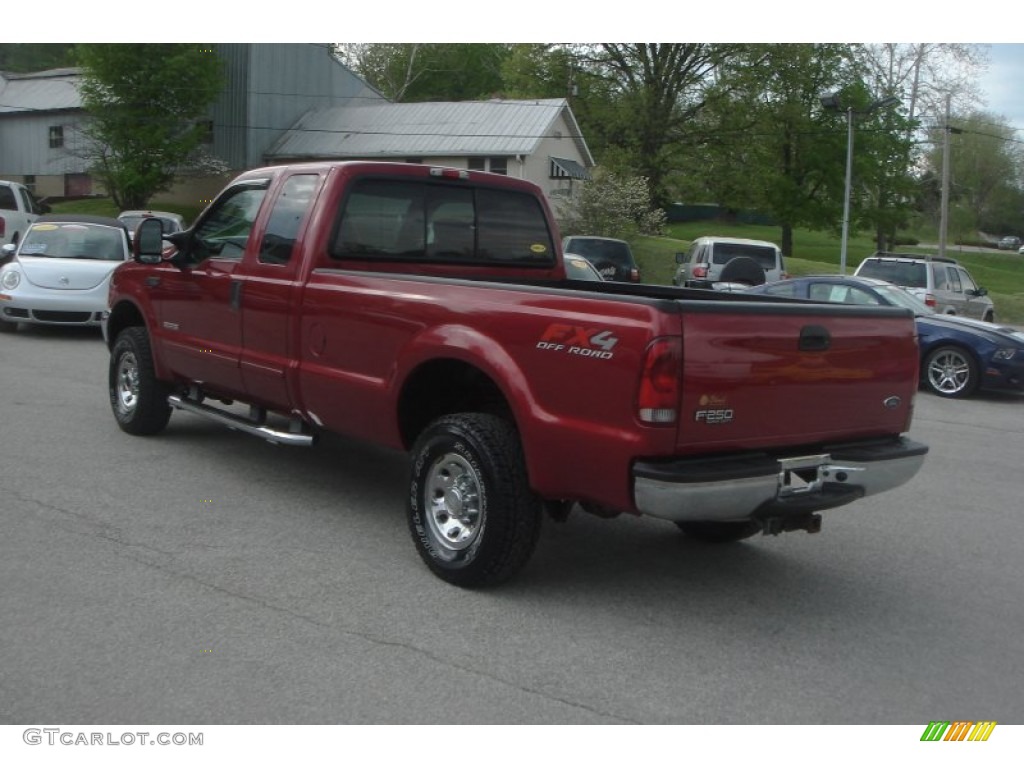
(0, 45, 594, 210)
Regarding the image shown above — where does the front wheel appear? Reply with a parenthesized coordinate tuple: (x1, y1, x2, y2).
(109, 327, 172, 435)
(407, 413, 541, 587)
(923, 345, 978, 398)
(676, 520, 762, 543)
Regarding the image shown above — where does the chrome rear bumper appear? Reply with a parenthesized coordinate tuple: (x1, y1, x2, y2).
(633, 437, 928, 523)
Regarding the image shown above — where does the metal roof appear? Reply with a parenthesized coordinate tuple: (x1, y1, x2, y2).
(266, 98, 595, 166)
(0, 68, 83, 114)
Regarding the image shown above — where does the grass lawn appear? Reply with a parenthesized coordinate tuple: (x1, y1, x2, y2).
(634, 221, 1024, 324)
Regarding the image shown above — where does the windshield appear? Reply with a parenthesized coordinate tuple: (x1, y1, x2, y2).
(875, 283, 934, 314)
(20, 223, 126, 261)
(710, 243, 778, 268)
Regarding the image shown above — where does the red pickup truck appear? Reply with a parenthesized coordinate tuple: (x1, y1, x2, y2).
(104, 161, 927, 586)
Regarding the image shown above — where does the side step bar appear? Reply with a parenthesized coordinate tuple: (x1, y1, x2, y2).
(168, 393, 315, 447)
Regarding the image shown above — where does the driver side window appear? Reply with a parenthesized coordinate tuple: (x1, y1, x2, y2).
(192, 184, 268, 261)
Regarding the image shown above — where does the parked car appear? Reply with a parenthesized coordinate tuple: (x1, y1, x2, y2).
(998, 235, 1020, 250)
(560, 236, 640, 282)
(563, 254, 606, 281)
(853, 252, 995, 322)
(748, 275, 1024, 398)
(1, 179, 49, 252)
(117, 210, 186, 240)
(673, 236, 787, 288)
(0, 214, 131, 333)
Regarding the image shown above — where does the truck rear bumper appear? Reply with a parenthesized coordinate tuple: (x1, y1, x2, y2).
(633, 437, 928, 523)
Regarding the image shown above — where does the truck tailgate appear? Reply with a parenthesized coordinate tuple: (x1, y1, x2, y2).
(675, 302, 918, 455)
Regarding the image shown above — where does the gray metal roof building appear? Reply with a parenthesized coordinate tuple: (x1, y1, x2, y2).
(265, 98, 594, 167)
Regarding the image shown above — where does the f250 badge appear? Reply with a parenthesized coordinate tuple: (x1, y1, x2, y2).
(536, 323, 618, 360)
(695, 394, 733, 425)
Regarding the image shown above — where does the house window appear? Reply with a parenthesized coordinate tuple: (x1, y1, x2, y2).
(467, 157, 507, 175)
(49, 126, 64, 148)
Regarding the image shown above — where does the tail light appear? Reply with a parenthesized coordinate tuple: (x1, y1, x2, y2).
(781, 272, 790, 280)
(636, 337, 681, 425)
(630, 267, 641, 282)
(924, 293, 937, 308)
(692, 265, 707, 279)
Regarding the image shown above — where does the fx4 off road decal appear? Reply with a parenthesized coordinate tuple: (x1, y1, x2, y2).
(536, 323, 619, 360)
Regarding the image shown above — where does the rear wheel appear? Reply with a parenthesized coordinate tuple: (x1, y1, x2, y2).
(109, 327, 172, 435)
(923, 345, 978, 399)
(407, 413, 541, 587)
(676, 520, 762, 543)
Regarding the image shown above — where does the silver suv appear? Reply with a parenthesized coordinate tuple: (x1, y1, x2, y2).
(853, 253, 995, 322)
(673, 236, 786, 288)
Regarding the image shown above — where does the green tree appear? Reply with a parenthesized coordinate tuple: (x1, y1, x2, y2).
(0, 43, 76, 72)
(338, 44, 510, 102)
(922, 111, 1024, 237)
(583, 44, 741, 209)
(75, 44, 224, 209)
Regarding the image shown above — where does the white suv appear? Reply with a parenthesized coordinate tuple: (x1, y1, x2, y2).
(853, 253, 995, 322)
(673, 236, 787, 288)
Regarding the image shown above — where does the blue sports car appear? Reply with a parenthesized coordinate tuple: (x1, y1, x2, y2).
(748, 275, 1024, 398)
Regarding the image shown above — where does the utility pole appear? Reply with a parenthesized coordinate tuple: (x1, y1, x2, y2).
(937, 94, 952, 261)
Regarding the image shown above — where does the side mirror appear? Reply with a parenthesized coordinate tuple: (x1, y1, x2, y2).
(133, 218, 166, 264)
(1, 243, 15, 257)
(975, 287, 988, 297)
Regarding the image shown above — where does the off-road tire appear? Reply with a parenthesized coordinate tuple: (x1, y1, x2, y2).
(109, 327, 172, 435)
(408, 413, 541, 587)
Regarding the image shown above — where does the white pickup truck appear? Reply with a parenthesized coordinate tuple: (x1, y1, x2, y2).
(0, 180, 48, 251)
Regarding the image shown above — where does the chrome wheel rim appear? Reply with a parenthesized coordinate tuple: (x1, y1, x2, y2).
(928, 350, 970, 394)
(425, 453, 483, 552)
(115, 351, 140, 414)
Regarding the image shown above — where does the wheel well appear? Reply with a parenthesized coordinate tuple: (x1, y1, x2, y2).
(398, 359, 513, 449)
(105, 301, 146, 350)
(922, 342, 979, 372)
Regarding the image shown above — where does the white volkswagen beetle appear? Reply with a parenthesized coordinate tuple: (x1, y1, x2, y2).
(0, 214, 131, 333)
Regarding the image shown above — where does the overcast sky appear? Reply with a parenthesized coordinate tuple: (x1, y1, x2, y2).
(978, 44, 1024, 133)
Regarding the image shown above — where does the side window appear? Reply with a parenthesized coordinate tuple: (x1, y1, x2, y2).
(932, 265, 947, 290)
(0, 186, 16, 211)
(259, 174, 318, 265)
(946, 267, 962, 293)
(683, 243, 698, 264)
(957, 268, 978, 292)
(192, 183, 269, 261)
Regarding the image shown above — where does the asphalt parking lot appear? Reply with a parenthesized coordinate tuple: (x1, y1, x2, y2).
(1, 325, 1022, 727)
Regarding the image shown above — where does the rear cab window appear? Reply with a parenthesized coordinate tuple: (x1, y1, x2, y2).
(329, 178, 555, 268)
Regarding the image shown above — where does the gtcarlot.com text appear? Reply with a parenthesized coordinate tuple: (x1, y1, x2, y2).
(23, 728, 203, 746)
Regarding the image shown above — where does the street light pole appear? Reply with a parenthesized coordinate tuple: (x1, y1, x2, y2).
(840, 106, 854, 275)
(820, 93, 900, 275)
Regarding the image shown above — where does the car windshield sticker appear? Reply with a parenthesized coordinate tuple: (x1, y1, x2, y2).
(33, 224, 59, 231)
(530, 244, 547, 254)
(21, 243, 48, 254)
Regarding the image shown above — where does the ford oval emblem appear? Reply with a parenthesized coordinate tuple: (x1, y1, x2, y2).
(883, 396, 902, 409)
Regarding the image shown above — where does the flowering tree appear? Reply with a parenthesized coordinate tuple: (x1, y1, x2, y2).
(558, 169, 666, 241)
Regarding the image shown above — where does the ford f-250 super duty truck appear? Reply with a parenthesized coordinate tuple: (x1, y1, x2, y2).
(104, 161, 928, 587)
